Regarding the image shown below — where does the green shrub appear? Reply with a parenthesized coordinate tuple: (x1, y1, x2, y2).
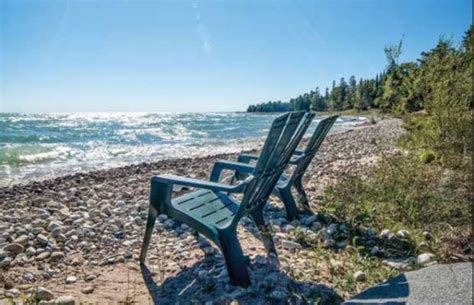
(322, 154, 470, 248)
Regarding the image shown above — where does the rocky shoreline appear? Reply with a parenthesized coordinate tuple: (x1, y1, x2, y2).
(0, 118, 409, 304)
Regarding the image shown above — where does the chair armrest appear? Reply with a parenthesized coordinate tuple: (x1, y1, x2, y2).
(152, 174, 252, 193)
(210, 160, 255, 182)
(237, 154, 260, 164)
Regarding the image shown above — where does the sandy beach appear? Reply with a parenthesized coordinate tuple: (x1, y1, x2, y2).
(0, 118, 403, 304)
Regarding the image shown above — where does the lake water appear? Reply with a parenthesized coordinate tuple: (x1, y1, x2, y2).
(0, 112, 366, 187)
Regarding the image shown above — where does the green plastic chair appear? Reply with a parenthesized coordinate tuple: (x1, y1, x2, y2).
(140, 112, 309, 287)
(236, 115, 339, 220)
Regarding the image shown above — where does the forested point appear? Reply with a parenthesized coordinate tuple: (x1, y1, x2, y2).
(247, 26, 472, 116)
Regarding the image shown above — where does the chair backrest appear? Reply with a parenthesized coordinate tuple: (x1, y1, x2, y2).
(292, 115, 339, 180)
(231, 111, 308, 224)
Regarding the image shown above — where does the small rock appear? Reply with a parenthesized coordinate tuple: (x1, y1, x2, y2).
(311, 221, 322, 231)
(3, 243, 24, 254)
(26, 247, 36, 256)
(37, 234, 49, 246)
(23, 272, 35, 281)
(55, 295, 76, 305)
(282, 224, 295, 233)
(65, 276, 78, 284)
(50, 251, 65, 261)
(301, 215, 317, 226)
(81, 286, 94, 294)
(35, 287, 55, 301)
(382, 258, 415, 270)
(326, 223, 337, 235)
(281, 240, 302, 250)
(36, 251, 51, 261)
(396, 230, 410, 239)
(47, 221, 62, 232)
(114, 200, 126, 208)
(14, 235, 29, 245)
(5, 288, 20, 298)
(353, 271, 366, 281)
(323, 238, 336, 247)
(370, 246, 381, 256)
(417, 253, 436, 266)
(380, 229, 391, 238)
(0, 257, 12, 268)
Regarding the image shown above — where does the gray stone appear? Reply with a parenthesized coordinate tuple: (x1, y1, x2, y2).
(382, 258, 415, 270)
(397, 230, 410, 239)
(81, 286, 94, 294)
(354, 271, 366, 281)
(47, 221, 62, 232)
(326, 223, 338, 235)
(36, 251, 51, 261)
(324, 238, 336, 247)
(114, 200, 126, 208)
(3, 243, 24, 254)
(26, 247, 36, 256)
(14, 235, 29, 245)
(50, 251, 65, 261)
(417, 253, 436, 266)
(37, 234, 49, 246)
(65, 275, 78, 284)
(23, 272, 35, 281)
(0, 257, 12, 268)
(311, 221, 323, 231)
(380, 229, 391, 238)
(281, 240, 302, 250)
(301, 215, 317, 226)
(35, 286, 55, 300)
(5, 288, 20, 298)
(55, 295, 76, 305)
(283, 224, 295, 232)
(370, 246, 381, 256)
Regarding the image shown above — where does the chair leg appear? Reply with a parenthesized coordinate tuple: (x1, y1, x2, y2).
(249, 206, 277, 256)
(219, 231, 251, 287)
(140, 204, 158, 264)
(294, 179, 311, 213)
(277, 187, 300, 221)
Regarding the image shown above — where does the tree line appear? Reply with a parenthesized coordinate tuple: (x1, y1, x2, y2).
(247, 26, 472, 118)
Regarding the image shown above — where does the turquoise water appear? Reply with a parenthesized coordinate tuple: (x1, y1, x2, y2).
(0, 112, 365, 186)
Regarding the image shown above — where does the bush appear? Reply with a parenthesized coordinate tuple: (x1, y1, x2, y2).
(322, 153, 470, 240)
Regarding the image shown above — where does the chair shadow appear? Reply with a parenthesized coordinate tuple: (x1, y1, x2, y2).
(140, 254, 343, 305)
(342, 274, 409, 305)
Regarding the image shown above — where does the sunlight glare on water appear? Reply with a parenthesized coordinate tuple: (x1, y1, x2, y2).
(0, 112, 365, 187)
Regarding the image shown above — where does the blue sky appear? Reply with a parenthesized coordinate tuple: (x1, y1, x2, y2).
(1, 0, 471, 113)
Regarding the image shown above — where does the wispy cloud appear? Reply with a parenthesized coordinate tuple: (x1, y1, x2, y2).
(192, 1, 212, 53)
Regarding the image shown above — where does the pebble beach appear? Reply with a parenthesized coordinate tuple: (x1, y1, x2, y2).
(0, 118, 405, 304)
